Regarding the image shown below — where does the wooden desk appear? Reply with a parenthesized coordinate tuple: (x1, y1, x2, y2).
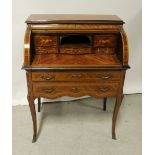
(22, 14, 130, 142)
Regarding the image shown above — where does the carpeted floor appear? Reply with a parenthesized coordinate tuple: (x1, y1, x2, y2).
(13, 94, 141, 155)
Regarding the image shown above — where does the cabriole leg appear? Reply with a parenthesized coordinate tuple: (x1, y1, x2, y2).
(27, 95, 37, 143)
(112, 94, 122, 140)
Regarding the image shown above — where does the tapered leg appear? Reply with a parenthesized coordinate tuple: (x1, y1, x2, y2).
(103, 97, 107, 111)
(27, 95, 37, 143)
(38, 98, 41, 112)
(112, 93, 122, 140)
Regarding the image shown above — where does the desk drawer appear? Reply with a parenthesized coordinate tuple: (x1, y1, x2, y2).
(33, 82, 119, 98)
(60, 47, 91, 54)
(93, 35, 117, 47)
(32, 71, 121, 82)
(35, 47, 58, 54)
(34, 35, 58, 47)
(94, 47, 115, 55)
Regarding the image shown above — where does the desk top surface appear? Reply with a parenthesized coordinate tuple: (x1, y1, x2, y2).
(31, 54, 122, 68)
(26, 14, 124, 24)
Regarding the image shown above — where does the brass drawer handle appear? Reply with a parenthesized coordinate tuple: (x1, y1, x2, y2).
(71, 74, 81, 78)
(71, 87, 80, 93)
(97, 74, 111, 79)
(98, 87, 110, 92)
(42, 88, 55, 93)
(41, 75, 55, 80)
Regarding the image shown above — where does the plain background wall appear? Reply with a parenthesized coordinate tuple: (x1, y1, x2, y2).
(12, 0, 142, 105)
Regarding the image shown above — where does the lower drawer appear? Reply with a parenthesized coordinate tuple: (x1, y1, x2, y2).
(33, 82, 119, 99)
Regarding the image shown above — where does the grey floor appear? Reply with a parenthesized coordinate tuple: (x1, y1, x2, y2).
(13, 94, 141, 155)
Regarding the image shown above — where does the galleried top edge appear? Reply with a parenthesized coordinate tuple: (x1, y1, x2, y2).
(25, 14, 124, 24)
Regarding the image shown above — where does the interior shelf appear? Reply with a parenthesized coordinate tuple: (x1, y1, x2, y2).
(60, 34, 91, 46)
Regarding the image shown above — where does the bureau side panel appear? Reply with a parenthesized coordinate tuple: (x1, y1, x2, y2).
(24, 26, 31, 66)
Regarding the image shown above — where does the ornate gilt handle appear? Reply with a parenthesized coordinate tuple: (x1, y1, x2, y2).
(42, 88, 55, 93)
(41, 75, 55, 80)
(71, 87, 80, 93)
(71, 74, 81, 78)
(97, 74, 111, 79)
(98, 87, 110, 92)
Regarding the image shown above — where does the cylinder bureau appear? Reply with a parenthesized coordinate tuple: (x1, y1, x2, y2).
(22, 14, 130, 142)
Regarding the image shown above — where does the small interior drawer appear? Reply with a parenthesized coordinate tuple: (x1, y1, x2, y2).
(35, 47, 58, 54)
(93, 35, 117, 47)
(33, 35, 58, 47)
(60, 47, 91, 54)
(94, 47, 115, 55)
